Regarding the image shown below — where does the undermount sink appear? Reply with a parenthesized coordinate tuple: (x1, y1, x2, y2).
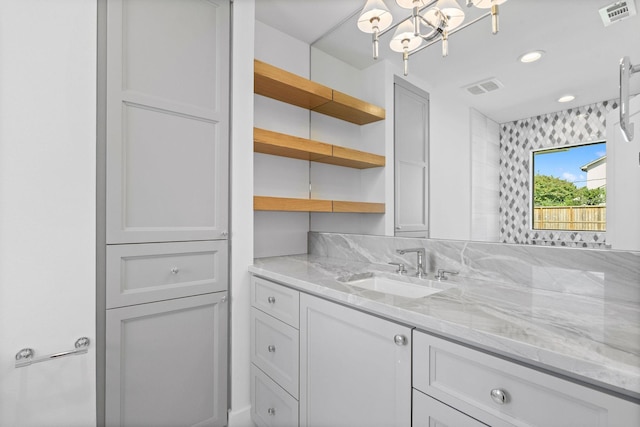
(338, 273, 445, 299)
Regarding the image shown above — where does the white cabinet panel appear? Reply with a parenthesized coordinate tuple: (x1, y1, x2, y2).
(106, 240, 227, 308)
(413, 330, 640, 427)
(251, 308, 299, 398)
(106, 0, 229, 244)
(300, 293, 412, 427)
(121, 0, 224, 111)
(394, 79, 429, 237)
(251, 276, 300, 328)
(251, 364, 299, 427)
(105, 293, 227, 427)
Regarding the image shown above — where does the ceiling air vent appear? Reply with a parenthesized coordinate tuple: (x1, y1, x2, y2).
(463, 78, 504, 95)
(599, 0, 637, 26)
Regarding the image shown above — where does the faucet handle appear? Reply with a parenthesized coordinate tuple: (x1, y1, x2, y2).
(388, 262, 407, 275)
(436, 269, 459, 281)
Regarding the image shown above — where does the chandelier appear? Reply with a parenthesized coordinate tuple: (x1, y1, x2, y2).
(357, 0, 507, 75)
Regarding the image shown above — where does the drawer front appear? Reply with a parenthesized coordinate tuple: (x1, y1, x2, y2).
(413, 389, 488, 427)
(106, 240, 228, 309)
(251, 276, 299, 328)
(413, 330, 640, 427)
(251, 308, 299, 398)
(107, 240, 227, 308)
(251, 364, 299, 427)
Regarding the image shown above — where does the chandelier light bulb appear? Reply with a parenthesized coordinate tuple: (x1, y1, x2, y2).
(389, 19, 423, 53)
(357, 0, 393, 33)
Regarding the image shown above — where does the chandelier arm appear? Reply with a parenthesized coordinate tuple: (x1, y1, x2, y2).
(408, 10, 491, 57)
(377, 0, 440, 38)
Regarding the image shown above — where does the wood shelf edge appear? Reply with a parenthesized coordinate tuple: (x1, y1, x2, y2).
(254, 196, 332, 212)
(332, 201, 385, 213)
(254, 128, 385, 169)
(254, 59, 332, 110)
(254, 128, 333, 161)
(254, 196, 385, 214)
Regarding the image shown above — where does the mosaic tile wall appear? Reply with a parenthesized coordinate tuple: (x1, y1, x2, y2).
(499, 100, 617, 247)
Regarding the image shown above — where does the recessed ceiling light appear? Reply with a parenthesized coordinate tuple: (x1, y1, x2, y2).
(558, 95, 575, 103)
(518, 50, 545, 63)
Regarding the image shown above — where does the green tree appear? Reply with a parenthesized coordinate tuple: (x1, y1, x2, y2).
(533, 174, 580, 206)
(575, 186, 606, 206)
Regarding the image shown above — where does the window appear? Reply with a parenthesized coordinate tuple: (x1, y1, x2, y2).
(531, 141, 606, 231)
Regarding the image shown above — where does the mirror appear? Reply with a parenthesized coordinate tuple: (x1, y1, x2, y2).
(311, 0, 640, 245)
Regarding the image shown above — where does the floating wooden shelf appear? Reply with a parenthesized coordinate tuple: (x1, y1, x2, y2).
(254, 128, 385, 169)
(254, 59, 332, 110)
(254, 128, 332, 161)
(254, 196, 384, 214)
(254, 60, 385, 125)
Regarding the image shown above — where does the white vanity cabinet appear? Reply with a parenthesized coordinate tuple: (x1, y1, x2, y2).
(412, 330, 640, 427)
(299, 293, 412, 427)
(250, 275, 412, 427)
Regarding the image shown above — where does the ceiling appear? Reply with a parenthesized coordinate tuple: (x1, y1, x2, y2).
(256, 0, 640, 123)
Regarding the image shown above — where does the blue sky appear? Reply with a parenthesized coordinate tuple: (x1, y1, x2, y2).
(532, 142, 606, 188)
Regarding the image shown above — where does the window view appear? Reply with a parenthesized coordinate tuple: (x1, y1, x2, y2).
(531, 141, 606, 231)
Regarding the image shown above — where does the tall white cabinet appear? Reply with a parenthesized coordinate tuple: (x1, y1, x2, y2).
(100, 1, 230, 425)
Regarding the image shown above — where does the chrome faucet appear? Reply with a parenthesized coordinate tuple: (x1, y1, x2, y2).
(435, 269, 459, 281)
(396, 248, 427, 278)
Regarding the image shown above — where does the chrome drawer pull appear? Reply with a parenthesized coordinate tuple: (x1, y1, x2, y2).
(267, 296, 276, 304)
(490, 388, 508, 404)
(394, 334, 408, 346)
(170, 267, 179, 274)
(267, 407, 276, 416)
(267, 345, 276, 353)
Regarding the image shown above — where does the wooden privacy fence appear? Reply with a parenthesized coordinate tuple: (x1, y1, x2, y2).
(533, 206, 606, 231)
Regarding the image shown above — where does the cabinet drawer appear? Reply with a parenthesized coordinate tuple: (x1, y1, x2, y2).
(251, 308, 299, 398)
(106, 240, 227, 309)
(413, 330, 640, 427)
(413, 389, 488, 427)
(251, 364, 298, 427)
(251, 276, 299, 328)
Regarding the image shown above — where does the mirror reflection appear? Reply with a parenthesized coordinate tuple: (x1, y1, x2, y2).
(311, 0, 640, 247)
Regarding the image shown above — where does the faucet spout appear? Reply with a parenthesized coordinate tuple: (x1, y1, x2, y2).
(396, 248, 427, 278)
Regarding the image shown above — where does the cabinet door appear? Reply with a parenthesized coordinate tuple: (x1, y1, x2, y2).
(105, 292, 228, 427)
(105, 0, 229, 244)
(394, 78, 429, 238)
(299, 294, 411, 427)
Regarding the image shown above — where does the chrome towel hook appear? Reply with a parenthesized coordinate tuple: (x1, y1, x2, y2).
(15, 337, 90, 368)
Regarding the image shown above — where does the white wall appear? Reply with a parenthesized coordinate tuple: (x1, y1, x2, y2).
(309, 49, 388, 236)
(0, 1, 97, 426)
(253, 21, 312, 258)
(470, 108, 500, 241)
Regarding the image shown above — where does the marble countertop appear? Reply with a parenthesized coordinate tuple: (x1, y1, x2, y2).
(249, 254, 640, 400)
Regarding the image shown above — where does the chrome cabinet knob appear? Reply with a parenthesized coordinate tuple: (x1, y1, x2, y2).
(393, 334, 408, 346)
(267, 408, 276, 416)
(221, 230, 228, 237)
(267, 296, 276, 304)
(267, 345, 276, 353)
(490, 388, 508, 404)
(170, 267, 179, 274)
